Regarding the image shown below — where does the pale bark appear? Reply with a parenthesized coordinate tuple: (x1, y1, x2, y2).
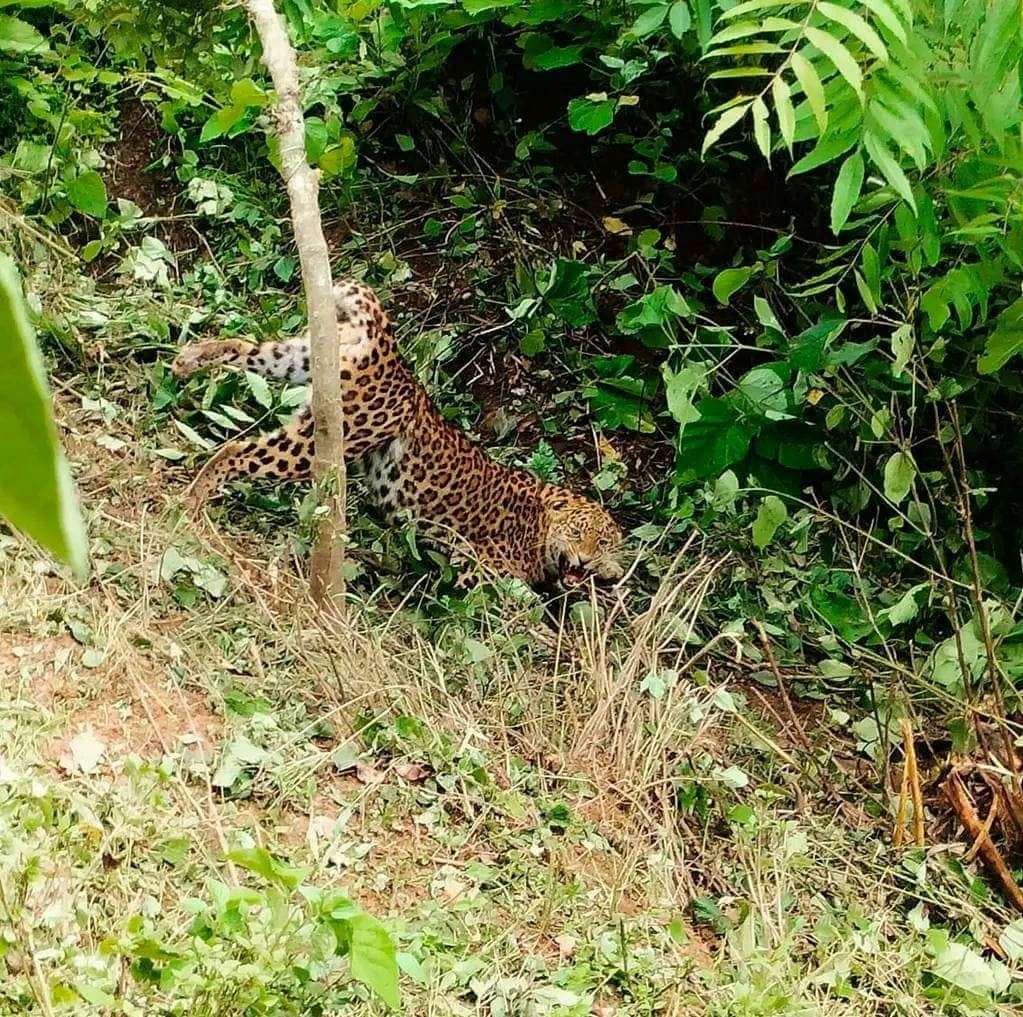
(244, 0, 346, 609)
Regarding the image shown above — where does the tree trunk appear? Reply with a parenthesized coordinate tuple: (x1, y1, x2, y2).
(244, 0, 346, 610)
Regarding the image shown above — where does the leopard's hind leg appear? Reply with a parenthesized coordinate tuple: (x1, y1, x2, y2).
(187, 408, 315, 510)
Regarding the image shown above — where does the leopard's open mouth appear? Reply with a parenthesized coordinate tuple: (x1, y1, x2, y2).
(561, 565, 589, 586)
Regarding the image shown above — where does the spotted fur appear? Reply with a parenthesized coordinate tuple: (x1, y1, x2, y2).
(171, 279, 624, 583)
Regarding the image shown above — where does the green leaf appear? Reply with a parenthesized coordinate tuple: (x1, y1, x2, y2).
(567, 96, 616, 135)
(931, 941, 1008, 996)
(461, 0, 518, 12)
(662, 364, 702, 424)
(226, 847, 309, 890)
(771, 74, 795, 151)
(200, 104, 246, 143)
(858, 0, 907, 43)
(883, 451, 915, 504)
(713, 266, 754, 304)
(668, 0, 691, 37)
(977, 297, 1023, 374)
(805, 27, 863, 98)
(751, 96, 771, 159)
(677, 397, 755, 480)
(244, 371, 273, 409)
(752, 495, 787, 548)
(864, 130, 916, 211)
(633, 3, 668, 36)
(0, 255, 87, 576)
(230, 77, 266, 108)
(349, 913, 400, 1008)
(66, 171, 108, 218)
(890, 323, 913, 376)
(830, 151, 864, 233)
(789, 52, 827, 132)
(701, 101, 749, 156)
(818, 2, 887, 62)
(0, 13, 47, 52)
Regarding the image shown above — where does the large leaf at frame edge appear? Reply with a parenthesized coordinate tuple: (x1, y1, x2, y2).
(0, 255, 87, 575)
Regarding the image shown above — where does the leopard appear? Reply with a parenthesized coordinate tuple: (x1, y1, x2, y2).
(171, 278, 624, 585)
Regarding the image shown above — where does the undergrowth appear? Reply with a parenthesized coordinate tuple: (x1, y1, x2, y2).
(3, 0, 1023, 1013)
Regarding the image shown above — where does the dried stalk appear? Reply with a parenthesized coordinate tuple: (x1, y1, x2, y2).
(244, 0, 347, 610)
(754, 621, 812, 751)
(900, 718, 925, 847)
(944, 770, 1023, 913)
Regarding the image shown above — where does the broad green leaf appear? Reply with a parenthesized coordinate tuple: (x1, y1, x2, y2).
(752, 495, 787, 548)
(713, 265, 754, 304)
(805, 27, 863, 98)
(818, 2, 887, 62)
(633, 3, 668, 36)
(977, 298, 1023, 373)
(882, 583, 927, 626)
(662, 364, 702, 425)
(723, 0, 809, 17)
(830, 151, 864, 233)
(1001, 919, 1023, 962)
(0, 13, 46, 52)
(790, 52, 827, 132)
(771, 75, 795, 151)
(676, 397, 755, 480)
(244, 371, 273, 409)
(230, 77, 267, 108)
(930, 941, 1009, 996)
(883, 451, 915, 504)
(461, 0, 518, 12)
(890, 323, 913, 375)
(701, 101, 749, 155)
(864, 131, 916, 211)
(66, 171, 108, 218)
(668, 0, 691, 37)
(349, 913, 400, 1008)
(858, 0, 907, 43)
(567, 96, 616, 135)
(200, 104, 247, 143)
(226, 847, 308, 890)
(0, 256, 87, 575)
(751, 96, 771, 159)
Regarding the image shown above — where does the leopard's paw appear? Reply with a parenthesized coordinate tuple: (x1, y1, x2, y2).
(171, 339, 251, 379)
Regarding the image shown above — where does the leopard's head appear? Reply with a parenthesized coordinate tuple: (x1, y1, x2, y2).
(545, 492, 624, 583)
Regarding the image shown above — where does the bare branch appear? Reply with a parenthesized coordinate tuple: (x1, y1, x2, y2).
(244, 0, 346, 609)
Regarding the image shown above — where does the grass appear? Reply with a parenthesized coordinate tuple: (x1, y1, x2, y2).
(2, 188, 1023, 1013)
(3, 353, 1023, 1016)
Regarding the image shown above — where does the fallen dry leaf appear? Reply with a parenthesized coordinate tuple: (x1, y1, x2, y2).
(62, 728, 106, 775)
(394, 761, 430, 782)
(355, 760, 385, 785)
(602, 216, 632, 236)
(555, 933, 577, 959)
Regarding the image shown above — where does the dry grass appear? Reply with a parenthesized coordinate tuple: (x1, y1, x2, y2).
(2, 354, 1022, 1015)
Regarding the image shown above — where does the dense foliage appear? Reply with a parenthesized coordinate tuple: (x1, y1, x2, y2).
(5, 1, 1023, 1013)
(3, 0, 1023, 799)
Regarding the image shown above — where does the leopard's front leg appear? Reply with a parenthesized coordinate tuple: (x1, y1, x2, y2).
(172, 337, 311, 383)
(186, 409, 315, 510)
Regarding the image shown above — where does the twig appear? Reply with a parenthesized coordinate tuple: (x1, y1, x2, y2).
(964, 795, 999, 864)
(893, 761, 909, 850)
(245, 0, 348, 610)
(900, 718, 925, 847)
(754, 621, 812, 752)
(944, 770, 1023, 913)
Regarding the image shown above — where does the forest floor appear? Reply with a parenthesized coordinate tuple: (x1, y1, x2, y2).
(2, 374, 1018, 1015)
(3, 91, 1022, 1017)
